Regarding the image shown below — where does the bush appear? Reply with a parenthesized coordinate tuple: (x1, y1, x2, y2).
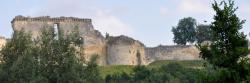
(105, 62, 203, 83)
(0, 27, 103, 83)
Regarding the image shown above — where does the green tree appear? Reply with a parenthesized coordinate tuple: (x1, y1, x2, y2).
(83, 55, 102, 83)
(105, 32, 110, 39)
(38, 27, 87, 83)
(0, 26, 94, 83)
(172, 17, 197, 45)
(0, 29, 45, 83)
(0, 24, 106, 83)
(196, 24, 212, 43)
(132, 66, 151, 82)
(105, 72, 130, 83)
(198, 0, 249, 81)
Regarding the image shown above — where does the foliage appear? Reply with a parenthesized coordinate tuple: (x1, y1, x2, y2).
(105, 72, 130, 83)
(198, 0, 249, 82)
(36, 27, 88, 83)
(105, 62, 203, 83)
(0, 29, 39, 83)
(201, 68, 242, 83)
(100, 60, 205, 79)
(83, 54, 103, 83)
(0, 26, 102, 83)
(105, 32, 110, 39)
(148, 60, 205, 69)
(0, 0, 249, 82)
(196, 24, 212, 43)
(131, 66, 152, 82)
(172, 17, 197, 45)
(100, 65, 134, 79)
(103, 60, 249, 83)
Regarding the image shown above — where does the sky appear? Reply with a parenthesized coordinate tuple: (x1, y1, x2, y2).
(0, 0, 250, 47)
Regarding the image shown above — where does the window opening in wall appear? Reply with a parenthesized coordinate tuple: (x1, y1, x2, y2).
(53, 23, 59, 40)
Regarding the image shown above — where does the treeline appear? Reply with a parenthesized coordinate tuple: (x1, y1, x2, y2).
(172, 17, 212, 45)
(0, 0, 250, 83)
(172, 0, 250, 82)
(105, 62, 249, 83)
(1, 24, 210, 83)
(0, 27, 102, 83)
(0, 28, 246, 83)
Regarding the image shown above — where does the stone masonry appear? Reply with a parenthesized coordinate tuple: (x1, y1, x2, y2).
(12, 15, 107, 65)
(8, 16, 202, 65)
(0, 36, 6, 51)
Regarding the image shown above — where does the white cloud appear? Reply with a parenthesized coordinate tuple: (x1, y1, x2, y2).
(28, 0, 134, 36)
(93, 10, 134, 36)
(179, 0, 212, 14)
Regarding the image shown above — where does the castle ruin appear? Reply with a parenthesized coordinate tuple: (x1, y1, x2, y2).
(12, 15, 107, 65)
(9, 16, 201, 65)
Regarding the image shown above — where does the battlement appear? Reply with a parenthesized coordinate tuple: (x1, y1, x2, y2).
(11, 15, 92, 23)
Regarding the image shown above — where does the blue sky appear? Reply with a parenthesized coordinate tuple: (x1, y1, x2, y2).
(0, 0, 250, 47)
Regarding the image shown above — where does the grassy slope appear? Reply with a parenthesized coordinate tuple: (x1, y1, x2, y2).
(148, 60, 205, 69)
(99, 60, 205, 78)
(99, 65, 135, 78)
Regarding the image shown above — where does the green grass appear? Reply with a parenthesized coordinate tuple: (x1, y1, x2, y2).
(99, 65, 135, 78)
(99, 60, 205, 78)
(148, 60, 205, 69)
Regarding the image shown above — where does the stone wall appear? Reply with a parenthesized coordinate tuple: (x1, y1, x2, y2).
(107, 35, 147, 65)
(12, 15, 93, 38)
(12, 16, 107, 65)
(0, 37, 7, 63)
(145, 45, 200, 63)
(10, 15, 203, 66)
(0, 37, 6, 51)
(106, 36, 201, 65)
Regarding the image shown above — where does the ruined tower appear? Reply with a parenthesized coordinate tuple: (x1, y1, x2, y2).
(106, 35, 147, 65)
(11, 15, 107, 65)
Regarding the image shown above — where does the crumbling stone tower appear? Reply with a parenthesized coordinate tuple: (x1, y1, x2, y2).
(11, 15, 107, 65)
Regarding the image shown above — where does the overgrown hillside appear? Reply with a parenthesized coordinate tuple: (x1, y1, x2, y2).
(99, 60, 205, 78)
